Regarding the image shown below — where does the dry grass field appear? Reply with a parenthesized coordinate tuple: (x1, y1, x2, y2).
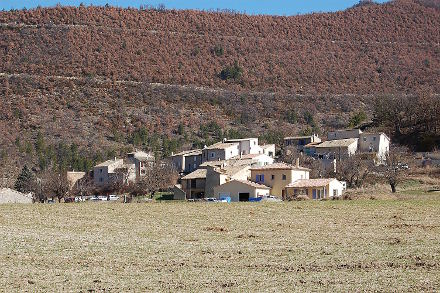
(1, 198, 440, 292)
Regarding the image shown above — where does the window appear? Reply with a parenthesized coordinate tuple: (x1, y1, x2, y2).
(100, 169, 103, 173)
(373, 137, 376, 141)
(271, 175, 275, 180)
(99, 178, 103, 182)
(193, 163, 196, 169)
(191, 179, 197, 188)
(254, 141, 256, 145)
(282, 174, 287, 180)
(256, 174, 265, 183)
(363, 137, 367, 142)
(210, 152, 215, 158)
(194, 157, 197, 162)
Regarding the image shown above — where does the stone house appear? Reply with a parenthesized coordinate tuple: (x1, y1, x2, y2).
(171, 149, 202, 174)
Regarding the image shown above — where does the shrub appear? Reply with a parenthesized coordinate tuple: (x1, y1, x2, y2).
(219, 62, 243, 81)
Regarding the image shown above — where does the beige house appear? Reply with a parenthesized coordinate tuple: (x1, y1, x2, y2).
(66, 171, 86, 189)
(205, 165, 250, 197)
(284, 178, 344, 200)
(127, 151, 155, 180)
(315, 138, 359, 159)
(250, 162, 310, 197)
(171, 149, 202, 174)
(225, 138, 263, 156)
(202, 142, 240, 162)
(180, 169, 207, 199)
(358, 133, 390, 162)
(93, 158, 125, 187)
(213, 180, 270, 202)
(261, 144, 276, 158)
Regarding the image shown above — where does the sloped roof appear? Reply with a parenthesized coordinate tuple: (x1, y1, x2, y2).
(285, 178, 337, 188)
(215, 165, 250, 177)
(182, 169, 207, 180)
(221, 180, 270, 190)
(315, 138, 358, 148)
(172, 149, 202, 157)
(0, 188, 33, 204)
(304, 142, 321, 147)
(95, 159, 123, 167)
(205, 142, 239, 150)
(226, 138, 258, 142)
(284, 135, 314, 140)
(250, 162, 310, 171)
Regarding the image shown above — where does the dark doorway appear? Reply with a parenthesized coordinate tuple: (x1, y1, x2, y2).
(239, 193, 250, 202)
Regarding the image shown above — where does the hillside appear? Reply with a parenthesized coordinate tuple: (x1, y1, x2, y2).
(1, 0, 439, 94)
(0, 0, 439, 184)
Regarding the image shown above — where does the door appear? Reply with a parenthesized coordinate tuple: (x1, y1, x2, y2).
(312, 189, 317, 200)
(239, 193, 250, 202)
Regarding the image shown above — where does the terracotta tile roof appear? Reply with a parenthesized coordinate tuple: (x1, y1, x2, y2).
(250, 162, 310, 171)
(315, 138, 358, 148)
(285, 178, 337, 188)
(234, 180, 271, 189)
(215, 165, 250, 177)
(182, 169, 207, 180)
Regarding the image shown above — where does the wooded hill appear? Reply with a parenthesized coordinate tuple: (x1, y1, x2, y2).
(0, 0, 439, 183)
(1, 0, 439, 94)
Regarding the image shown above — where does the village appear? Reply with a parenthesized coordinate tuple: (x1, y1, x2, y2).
(2, 127, 410, 204)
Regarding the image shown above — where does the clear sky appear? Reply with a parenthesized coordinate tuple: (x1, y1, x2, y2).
(1, 0, 389, 15)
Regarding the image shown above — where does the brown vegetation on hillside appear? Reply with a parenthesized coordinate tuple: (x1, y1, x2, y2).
(0, 0, 439, 94)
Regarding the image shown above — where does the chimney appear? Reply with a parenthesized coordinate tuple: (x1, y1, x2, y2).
(296, 158, 300, 168)
(223, 138, 227, 143)
(240, 152, 242, 159)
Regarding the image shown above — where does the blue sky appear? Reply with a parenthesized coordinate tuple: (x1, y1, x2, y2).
(1, 1, 389, 15)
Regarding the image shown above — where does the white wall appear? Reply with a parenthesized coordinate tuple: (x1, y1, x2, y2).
(328, 180, 344, 197)
(214, 181, 270, 202)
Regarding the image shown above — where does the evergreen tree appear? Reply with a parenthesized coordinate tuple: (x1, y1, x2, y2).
(14, 165, 35, 193)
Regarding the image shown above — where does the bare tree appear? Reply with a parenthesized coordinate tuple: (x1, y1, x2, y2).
(45, 171, 71, 202)
(71, 174, 94, 199)
(376, 147, 410, 193)
(131, 160, 178, 198)
(111, 165, 134, 194)
(334, 154, 374, 188)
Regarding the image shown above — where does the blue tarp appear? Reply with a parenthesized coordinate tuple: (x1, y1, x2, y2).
(249, 197, 263, 202)
(219, 197, 231, 203)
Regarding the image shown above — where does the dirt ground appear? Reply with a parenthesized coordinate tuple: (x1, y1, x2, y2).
(1, 196, 439, 292)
